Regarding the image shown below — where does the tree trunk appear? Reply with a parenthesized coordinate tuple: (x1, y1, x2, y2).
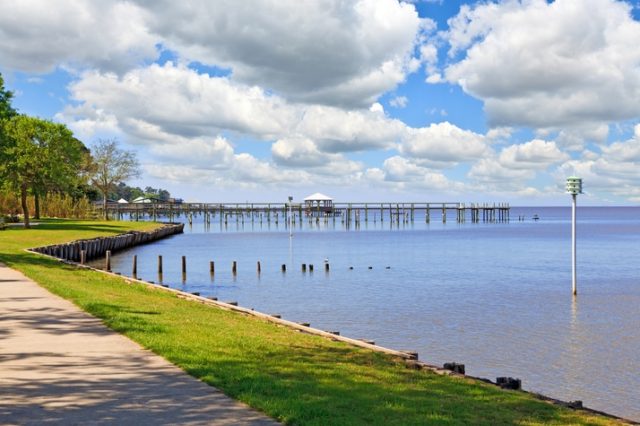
(34, 191, 40, 219)
(103, 193, 108, 220)
(20, 184, 30, 229)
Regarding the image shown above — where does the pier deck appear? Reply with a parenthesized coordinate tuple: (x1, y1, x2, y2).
(98, 201, 511, 224)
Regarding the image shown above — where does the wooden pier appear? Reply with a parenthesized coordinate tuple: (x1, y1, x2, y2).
(98, 201, 511, 225)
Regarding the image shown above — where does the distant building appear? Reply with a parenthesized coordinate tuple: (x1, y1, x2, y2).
(304, 192, 334, 216)
(117, 198, 129, 204)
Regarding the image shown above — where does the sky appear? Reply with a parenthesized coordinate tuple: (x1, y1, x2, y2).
(1, 0, 640, 205)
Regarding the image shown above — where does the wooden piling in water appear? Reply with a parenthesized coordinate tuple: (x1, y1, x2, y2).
(257, 261, 261, 273)
(443, 362, 465, 374)
(281, 264, 286, 272)
(132, 255, 137, 278)
(210, 261, 215, 274)
(105, 250, 111, 272)
(182, 255, 187, 274)
(232, 261, 237, 274)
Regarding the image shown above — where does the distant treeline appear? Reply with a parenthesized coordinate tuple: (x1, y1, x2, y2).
(111, 183, 171, 202)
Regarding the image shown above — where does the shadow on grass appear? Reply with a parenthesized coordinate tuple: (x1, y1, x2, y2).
(3, 218, 163, 237)
(34, 220, 141, 233)
(0, 251, 75, 270)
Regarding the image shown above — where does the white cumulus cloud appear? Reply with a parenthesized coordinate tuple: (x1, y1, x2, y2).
(59, 63, 298, 142)
(0, 0, 157, 73)
(443, 0, 640, 129)
(296, 106, 406, 153)
(469, 139, 569, 188)
(400, 121, 488, 168)
(498, 139, 569, 169)
(136, 0, 429, 107)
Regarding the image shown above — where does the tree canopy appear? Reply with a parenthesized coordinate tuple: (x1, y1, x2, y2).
(0, 74, 17, 121)
(0, 115, 88, 227)
(112, 183, 171, 202)
(90, 138, 141, 219)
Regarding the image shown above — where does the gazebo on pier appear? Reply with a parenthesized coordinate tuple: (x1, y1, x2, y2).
(304, 193, 334, 216)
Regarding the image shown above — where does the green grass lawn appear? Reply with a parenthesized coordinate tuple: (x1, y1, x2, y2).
(0, 219, 626, 425)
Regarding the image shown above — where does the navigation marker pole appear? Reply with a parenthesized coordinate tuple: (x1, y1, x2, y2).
(566, 177, 583, 296)
(288, 196, 293, 239)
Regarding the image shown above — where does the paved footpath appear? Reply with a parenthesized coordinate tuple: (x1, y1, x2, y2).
(0, 263, 280, 426)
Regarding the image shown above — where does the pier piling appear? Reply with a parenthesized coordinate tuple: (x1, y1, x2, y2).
(132, 255, 137, 278)
(105, 250, 111, 272)
(443, 362, 465, 374)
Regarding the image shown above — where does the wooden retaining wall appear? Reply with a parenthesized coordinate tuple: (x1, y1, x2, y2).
(30, 223, 184, 262)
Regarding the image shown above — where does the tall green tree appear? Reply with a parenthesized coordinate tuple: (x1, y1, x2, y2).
(90, 139, 140, 220)
(0, 73, 18, 193)
(0, 116, 86, 227)
(0, 73, 17, 121)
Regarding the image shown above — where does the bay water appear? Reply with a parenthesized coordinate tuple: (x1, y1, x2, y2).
(107, 206, 640, 420)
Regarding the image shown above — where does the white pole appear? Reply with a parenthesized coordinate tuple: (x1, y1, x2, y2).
(288, 197, 293, 239)
(571, 193, 577, 295)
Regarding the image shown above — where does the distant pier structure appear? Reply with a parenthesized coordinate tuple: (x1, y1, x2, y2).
(304, 193, 335, 217)
(98, 198, 511, 226)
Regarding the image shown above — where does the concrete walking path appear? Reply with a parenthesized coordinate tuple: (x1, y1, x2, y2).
(0, 263, 280, 425)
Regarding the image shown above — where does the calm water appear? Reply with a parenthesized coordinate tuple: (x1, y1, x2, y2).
(107, 206, 640, 420)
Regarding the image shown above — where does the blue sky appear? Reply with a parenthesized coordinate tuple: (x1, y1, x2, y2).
(2, 0, 640, 204)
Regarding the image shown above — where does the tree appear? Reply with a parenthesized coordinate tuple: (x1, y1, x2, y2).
(0, 116, 87, 227)
(90, 139, 140, 220)
(32, 137, 91, 219)
(0, 73, 17, 190)
(0, 74, 16, 121)
(157, 188, 170, 201)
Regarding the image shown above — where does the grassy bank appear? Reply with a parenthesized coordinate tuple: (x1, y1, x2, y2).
(0, 220, 624, 425)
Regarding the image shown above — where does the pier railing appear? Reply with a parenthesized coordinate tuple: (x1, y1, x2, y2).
(97, 201, 511, 224)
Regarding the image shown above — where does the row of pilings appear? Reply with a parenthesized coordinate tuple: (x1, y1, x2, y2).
(30, 223, 184, 263)
(102, 202, 511, 227)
